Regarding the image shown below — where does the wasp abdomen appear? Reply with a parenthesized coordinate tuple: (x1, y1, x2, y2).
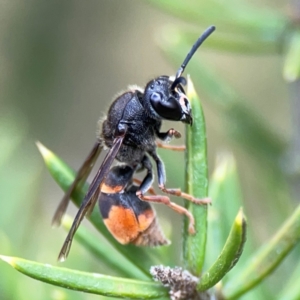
(99, 190, 169, 246)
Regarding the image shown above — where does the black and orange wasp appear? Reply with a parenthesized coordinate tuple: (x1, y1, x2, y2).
(52, 26, 215, 261)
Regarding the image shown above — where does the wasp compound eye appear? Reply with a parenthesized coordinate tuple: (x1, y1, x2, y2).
(150, 94, 182, 121)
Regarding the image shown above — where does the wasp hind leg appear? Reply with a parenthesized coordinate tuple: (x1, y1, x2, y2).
(137, 192, 197, 234)
(135, 154, 207, 234)
(150, 149, 211, 209)
(158, 186, 211, 206)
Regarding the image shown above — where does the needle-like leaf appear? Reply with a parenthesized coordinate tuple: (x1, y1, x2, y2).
(283, 29, 300, 82)
(206, 154, 245, 271)
(0, 255, 167, 299)
(148, 0, 286, 41)
(278, 261, 300, 300)
(223, 203, 300, 299)
(183, 77, 209, 275)
(198, 209, 247, 291)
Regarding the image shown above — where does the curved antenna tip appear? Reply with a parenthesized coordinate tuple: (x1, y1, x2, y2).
(176, 25, 216, 78)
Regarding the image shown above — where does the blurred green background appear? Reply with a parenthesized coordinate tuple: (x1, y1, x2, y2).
(0, 0, 297, 299)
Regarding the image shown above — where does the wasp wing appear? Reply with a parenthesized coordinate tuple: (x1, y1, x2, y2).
(52, 141, 103, 227)
(58, 133, 126, 261)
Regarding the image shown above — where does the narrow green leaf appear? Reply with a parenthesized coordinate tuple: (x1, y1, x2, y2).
(62, 215, 150, 280)
(278, 261, 300, 300)
(198, 209, 246, 291)
(149, 0, 286, 41)
(206, 154, 244, 269)
(0, 255, 167, 299)
(223, 203, 300, 299)
(36, 142, 161, 277)
(0, 109, 28, 167)
(199, 31, 277, 54)
(160, 26, 279, 55)
(283, 29, 300, 82)
(183, 77, 209, 275)
(207, 156, 267, 299)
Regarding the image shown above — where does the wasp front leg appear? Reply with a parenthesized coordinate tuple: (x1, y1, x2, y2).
(156, 141, 186, 152)
(155, 128, 185, 151)
(156, 128, 181, 141)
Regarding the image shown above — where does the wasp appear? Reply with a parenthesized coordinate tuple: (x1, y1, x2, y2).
(53, 26, 215, 261)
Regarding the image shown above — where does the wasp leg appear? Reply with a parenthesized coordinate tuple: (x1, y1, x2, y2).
(135, 155, 155, 195)
(155, 128, 184, 151)
(159, 187, 211, 205)
(156, 128, 181, 141)
(156, 141, 186, 151)
(133, 178, 156, 195)
(137, 193, 196, 234)
(150, 150, 211, 205)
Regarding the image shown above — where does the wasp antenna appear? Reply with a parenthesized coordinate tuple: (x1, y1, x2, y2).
(176, 25, 216, 78)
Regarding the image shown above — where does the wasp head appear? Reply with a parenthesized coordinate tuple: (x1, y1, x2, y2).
(143, 75, 192, 125)
(142, 26, 216, 126)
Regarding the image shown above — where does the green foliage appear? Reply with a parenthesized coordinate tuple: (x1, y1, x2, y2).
(4, 76, 300, 299)
(2, 78, 248, 299)
(2, 1, 300, 299)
